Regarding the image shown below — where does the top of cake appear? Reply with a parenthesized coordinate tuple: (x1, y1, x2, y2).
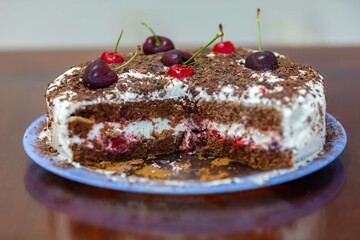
(46, 48, 323, 110)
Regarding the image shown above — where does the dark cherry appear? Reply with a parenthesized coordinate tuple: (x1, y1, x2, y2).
(245, 9, 278, 71)
(244, 51, 278, 71)
(161, 49, 194, 67)
(168, 64, 194, 79)
(213, 41, 235, 54)
(83, 59, 118, 89)
(181, 51, 193, 61)
(143, 36, 175, 55)
(100, 51, 124, 64)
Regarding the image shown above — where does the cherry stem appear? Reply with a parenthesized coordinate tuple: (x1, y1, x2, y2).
(141, 22, 161, 47)
(113, 45, 141, 70)
(189, 57, 213, 66)
(182, 31, 224, 65)
(113, 29, 124, 53)
(256, 8, 262, 51)
(219, 24, 224, 42)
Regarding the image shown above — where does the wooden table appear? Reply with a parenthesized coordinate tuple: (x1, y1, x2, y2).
(1, 48, 359, 240)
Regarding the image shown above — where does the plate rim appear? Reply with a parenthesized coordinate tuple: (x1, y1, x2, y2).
(23, 113, 347, 194)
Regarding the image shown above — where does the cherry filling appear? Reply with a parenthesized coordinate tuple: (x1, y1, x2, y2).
(102, 133, 138, 154)
(210, 129, 223, 140)
(190, 128, 257, 149)
(108, 137, 128, 153)
(82, 119, 262, 156)
(103, 127, 259, 154)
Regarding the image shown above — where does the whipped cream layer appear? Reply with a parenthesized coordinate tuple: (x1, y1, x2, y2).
(64, 117, 291, 157)
(44, 48, 326, 166)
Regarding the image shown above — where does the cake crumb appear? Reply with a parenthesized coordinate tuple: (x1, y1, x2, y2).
(147, 154, 157, 160)
(135, 165, 173, 179)
(199, 167, 229, 181)
(36, 130, 58, 157)
(179, 160, 192, 172)
(93, 159, 144, 174)
(169, 160, 192, 174)
(197, 154, 216, 161)
(53, 160, 75, 169)
(211, 157, 232, 167)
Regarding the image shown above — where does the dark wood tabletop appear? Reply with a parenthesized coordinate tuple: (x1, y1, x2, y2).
(1, 47, 359, 240)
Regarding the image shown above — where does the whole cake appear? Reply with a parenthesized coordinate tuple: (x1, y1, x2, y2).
(43, 44, 326, 170)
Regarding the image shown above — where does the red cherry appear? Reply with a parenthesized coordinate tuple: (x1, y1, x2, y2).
(212, 24, 235, 54)
(213, 41, 235, 54)
(167, 31, 223, 79)
(100, 51, 125, 64)
(168, 64, 194, 79)
(233, 137, 244, 147)
(100, 29, 125, 64)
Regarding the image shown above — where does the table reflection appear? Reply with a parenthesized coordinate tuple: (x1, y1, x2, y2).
(25, 159, 345, 239)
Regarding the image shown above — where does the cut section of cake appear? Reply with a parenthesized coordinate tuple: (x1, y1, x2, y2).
(43, 48, 326, 170)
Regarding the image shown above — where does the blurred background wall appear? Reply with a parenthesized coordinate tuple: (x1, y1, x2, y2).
(0, 0, 359, 50)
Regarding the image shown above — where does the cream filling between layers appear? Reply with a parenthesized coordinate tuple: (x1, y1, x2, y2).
(67, 118, 284, 153)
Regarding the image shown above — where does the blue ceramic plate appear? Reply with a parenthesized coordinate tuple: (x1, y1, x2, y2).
(23, 113, 346, 194)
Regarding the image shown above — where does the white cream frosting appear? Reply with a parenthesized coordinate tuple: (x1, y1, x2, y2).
(44, 60, 326, 165)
